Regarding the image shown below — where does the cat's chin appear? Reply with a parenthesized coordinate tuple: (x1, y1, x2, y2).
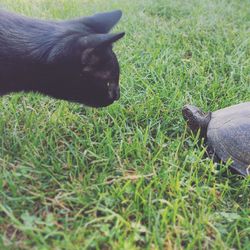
(85, 98, 116, 108)
(93, 101, 116, 108)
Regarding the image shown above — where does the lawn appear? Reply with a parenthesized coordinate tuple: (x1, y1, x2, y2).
(0, 0, 249, 249)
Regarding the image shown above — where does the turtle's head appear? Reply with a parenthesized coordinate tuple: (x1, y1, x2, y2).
(182, 104, 211, 138)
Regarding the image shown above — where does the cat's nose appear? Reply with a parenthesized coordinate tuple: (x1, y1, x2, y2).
(108, 84, 120, 101)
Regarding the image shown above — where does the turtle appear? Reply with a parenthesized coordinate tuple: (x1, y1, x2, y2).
(182, 102, 250, 176)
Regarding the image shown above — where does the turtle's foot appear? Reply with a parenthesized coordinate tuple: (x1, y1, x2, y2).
(205, 146, 220, 162)
(230, 164, 250, 177)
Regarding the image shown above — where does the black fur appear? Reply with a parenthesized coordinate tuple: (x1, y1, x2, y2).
(0, 10, 124, 107)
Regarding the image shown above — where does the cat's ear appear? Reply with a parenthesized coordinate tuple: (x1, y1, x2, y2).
(80, 33, 124, 74)
(79, 32, 125, 49)
(83, 10, 123, 33)
(79, 32, 124, 75)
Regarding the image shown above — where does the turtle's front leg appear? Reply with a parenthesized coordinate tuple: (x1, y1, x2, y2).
(230, 163, 249, 177)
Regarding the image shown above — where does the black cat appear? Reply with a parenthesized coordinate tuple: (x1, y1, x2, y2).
(0, 9, 125, 107)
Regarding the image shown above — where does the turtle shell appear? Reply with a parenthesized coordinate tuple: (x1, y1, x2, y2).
(207, 102, 250, 176)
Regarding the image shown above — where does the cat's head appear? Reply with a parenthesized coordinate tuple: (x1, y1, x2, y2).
(67, 10, 125, 108)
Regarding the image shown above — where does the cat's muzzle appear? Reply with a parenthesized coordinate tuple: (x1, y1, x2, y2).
(108, 83, 120, 101)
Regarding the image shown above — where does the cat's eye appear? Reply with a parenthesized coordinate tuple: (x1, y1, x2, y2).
(107, 82, 110, 87)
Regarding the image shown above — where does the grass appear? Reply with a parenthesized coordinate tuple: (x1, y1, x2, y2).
(0, 0, 249, 249)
